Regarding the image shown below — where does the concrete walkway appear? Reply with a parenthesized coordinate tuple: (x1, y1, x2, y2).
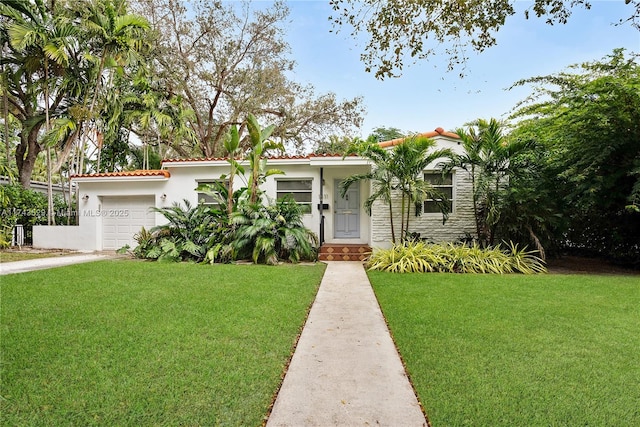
(267, 261, 427, 426)
(0, 254, 112, 275)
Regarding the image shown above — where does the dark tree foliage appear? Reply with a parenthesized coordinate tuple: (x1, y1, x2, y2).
(329, 0, 640, 79)
(510, 49, 640, 266)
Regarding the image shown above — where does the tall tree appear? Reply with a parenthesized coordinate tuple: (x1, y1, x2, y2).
(509, 48, 640, 264)
(1, 0, 81, 222)
(392, 135, 451, 239)
(340, 140, 398, 242)
(1, 0, 158, 191)
(79, 0, 150, 171)
(132, 0, 363, 157)
(443, 118, 534, 247)
(329, 0, 640, 79)
(368, 126, 405, 142)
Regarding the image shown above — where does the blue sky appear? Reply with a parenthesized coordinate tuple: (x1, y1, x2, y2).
(278, 0, 640, 138)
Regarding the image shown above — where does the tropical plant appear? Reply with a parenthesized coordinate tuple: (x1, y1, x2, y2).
(141, 199, 225, 262)
(222, 125, 242, 216)
(219, 197, 318, 265)
(391, 135, 452, 239)
(80, 0, 150, 172)
(131, 226, 154, 258)
(2, 0, 81, 223)
(1, 0, 160, 197)
(245, 113, 284, 204)
(509, 49, 640, 266)
(340, 140, 398, 242)
(443, 118, 535, 247)
(367, 241, 546, 274)
(341, 135, 451, 243)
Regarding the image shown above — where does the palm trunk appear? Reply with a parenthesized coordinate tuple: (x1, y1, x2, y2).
(2, 43, 10, 182)
(405, 193, 411, 239)
(44, 59, 54, 225)
(528, 225, 546, 261)
(91, 53, 107, 172)
(388, 201, 396, 244)
(227, 160, 236, 216)
(400, 192, 406, 240)
(471, 166, 481, 242)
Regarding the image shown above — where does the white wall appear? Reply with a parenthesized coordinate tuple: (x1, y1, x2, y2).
(369, 136, 474, 248)
(160, 161, 374, 245)
(33, 179, 167, 251)
(370, 167, 476, 248)
(261, 164, 321, 233)
(33, 225, 96, 251)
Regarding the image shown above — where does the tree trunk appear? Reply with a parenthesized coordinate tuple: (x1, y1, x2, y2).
(2, 68, 10, 181)
(47, 147, 54, 225)
(44, 61, 53, 225)
(388, 201, 396, 244)
(16, 128, 43, 189)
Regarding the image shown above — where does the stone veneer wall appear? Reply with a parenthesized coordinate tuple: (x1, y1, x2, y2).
(371, 168, 476, 247)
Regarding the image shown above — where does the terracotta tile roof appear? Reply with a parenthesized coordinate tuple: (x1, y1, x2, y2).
(71, 170, 170, 179)
(160, 153, 358, 164)
(162, 157, 228, 163)
(378, 127, 460, 148)
(309, 152, 359, 158)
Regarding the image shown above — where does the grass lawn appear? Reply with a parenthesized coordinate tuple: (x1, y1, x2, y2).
(1, 260, 326, 426)
(369, 272, 640, 426)
(0, 250, 73, 263)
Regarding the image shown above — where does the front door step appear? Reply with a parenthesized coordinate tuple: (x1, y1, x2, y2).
(318, 244, 371, 261)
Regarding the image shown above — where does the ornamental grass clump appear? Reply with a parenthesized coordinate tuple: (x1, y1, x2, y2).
(367, 241, 546, 274)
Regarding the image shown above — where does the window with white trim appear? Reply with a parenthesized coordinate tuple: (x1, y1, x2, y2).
(423, 172, 454, 214)
(196, 179, 229, 207)
(277, 179, 313, 214)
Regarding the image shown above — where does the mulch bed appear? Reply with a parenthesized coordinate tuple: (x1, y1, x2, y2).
(547, 255, 640, 276)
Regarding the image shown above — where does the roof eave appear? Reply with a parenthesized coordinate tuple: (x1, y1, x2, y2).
(72, 175, 170, 183)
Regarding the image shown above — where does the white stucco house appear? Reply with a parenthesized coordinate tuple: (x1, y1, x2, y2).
(33, 128, 476, 253)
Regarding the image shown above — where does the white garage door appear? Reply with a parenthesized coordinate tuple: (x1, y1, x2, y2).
(102, 196, 155, 250)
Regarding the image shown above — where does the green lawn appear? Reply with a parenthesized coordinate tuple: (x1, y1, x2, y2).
(369, 272, 640, 426)
(1, 260, 326, 426)
(0, 250, 72, 263)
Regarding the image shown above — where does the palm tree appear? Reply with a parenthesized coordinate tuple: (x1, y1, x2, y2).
(392, 135, 452, 239)
(81, 0, 149, 172)
(245, 113, 284, 204)
(340, 140, 398, 243)
(4, 0, 79, 224)
(443, 118, 535, 246)
(223, 125, 243, 216)
(341, 136, 453, 244)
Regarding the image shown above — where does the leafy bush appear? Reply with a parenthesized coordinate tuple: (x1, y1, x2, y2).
(207, 197, 318, 265)
(0, 184, 69, 227)
(133, 200, 227, 262)
(133, 197, 318, 265)
(0, 184, 71, 246)
(368, 241, 546, 274)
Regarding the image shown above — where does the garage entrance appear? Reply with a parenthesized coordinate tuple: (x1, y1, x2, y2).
(101, 196, 155, 250)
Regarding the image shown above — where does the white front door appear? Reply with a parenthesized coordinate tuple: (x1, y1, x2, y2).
(334, 180, 360, 238)
(101, 196, 155, 250)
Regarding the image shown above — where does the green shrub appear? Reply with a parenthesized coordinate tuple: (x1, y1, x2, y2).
(368, 241, 546, 274)
(132, 200, 227, 262)
(133, 197, 318, 265)
(0, 184, 69, 226)
(211, 197, 318, 265)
